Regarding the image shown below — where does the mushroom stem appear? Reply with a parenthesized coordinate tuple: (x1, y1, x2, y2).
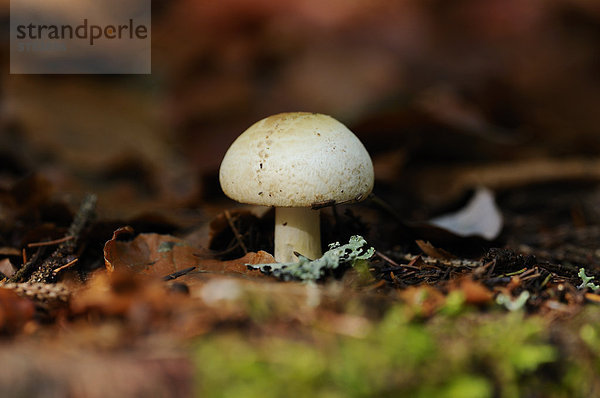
(274, 207, 322, 262)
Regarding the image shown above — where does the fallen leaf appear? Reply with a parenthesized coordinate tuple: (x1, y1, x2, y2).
(104, 226, 135, 272)
(197, 251, 275, 274)
(0, 258, 16, 278)
(429, 187, 503, 240)
(104, 225, 273, 279)
(104, 232, 198, 277)
(415, 240, 456, 260)
(454, 278, 493, 305)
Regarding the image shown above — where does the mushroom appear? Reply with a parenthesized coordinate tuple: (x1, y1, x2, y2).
(219, 112, 374, 263)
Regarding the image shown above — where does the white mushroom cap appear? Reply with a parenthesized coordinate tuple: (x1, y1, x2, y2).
(219, 112, 374, 207)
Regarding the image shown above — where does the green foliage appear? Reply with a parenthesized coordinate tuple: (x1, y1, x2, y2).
(194, 305, 564, 398)
(577, 268, 600, 290)
(440, 290, 466, 317)
(248, 235, 375, 281)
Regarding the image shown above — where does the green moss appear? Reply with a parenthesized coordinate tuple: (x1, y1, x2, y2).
(192, 304, 573, 397)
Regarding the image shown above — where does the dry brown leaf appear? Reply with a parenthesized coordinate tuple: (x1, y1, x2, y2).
(0, 258, 16, 278)
(104, 232, 198, 277)
(429, 187, 503, 240)
(454, 278, 493, 306)
(104, 226, 135, 272)
(415, 240, 456, 260)
(196, 251, 275, 274)
(104, 224, 273, 279)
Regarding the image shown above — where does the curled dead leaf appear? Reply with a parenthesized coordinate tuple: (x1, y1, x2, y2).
(415, 240, 456, 260)
(104, 230, 198, 277)
(0, 258, 16, 278)
(104, 226, 135, 272)
(104, 226, 272, 279)
(429, 187, 503, 240)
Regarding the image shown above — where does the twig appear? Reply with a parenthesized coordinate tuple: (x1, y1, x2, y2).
(375, 252, 421, 271)
(162, 266, 196, 281)
(540, 273, 553, 288)
(520, 273, 541, 282)
(8, 247, 45, 283)
(375, 251, 401, 267)
(52, 258, 78, 276)
(27, 236, 74, 248)
(414, 157, 600, 202)
(29, 194, 97, 283)
(224, 210, 248, 254)
(505, 267, 527, 277)
(396, 253, 481, 268)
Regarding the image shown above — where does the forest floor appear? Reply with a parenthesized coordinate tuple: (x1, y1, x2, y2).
(1, 166, 600, 397)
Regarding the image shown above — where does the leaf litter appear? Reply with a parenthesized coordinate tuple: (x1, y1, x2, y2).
(3, 1, 600, 392)
(0, 166, 599, 396)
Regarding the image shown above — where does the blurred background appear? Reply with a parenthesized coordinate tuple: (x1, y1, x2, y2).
(2, 2, 600, 395)
(2, 0, 600, 226)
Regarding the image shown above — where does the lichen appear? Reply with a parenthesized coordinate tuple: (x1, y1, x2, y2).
(577, 268, 600, 291)
(496, 291, 530, 311)
(248, 235, 375, 281)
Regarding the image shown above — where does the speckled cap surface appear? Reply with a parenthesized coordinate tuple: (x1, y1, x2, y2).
(219, 112, 374, 207)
